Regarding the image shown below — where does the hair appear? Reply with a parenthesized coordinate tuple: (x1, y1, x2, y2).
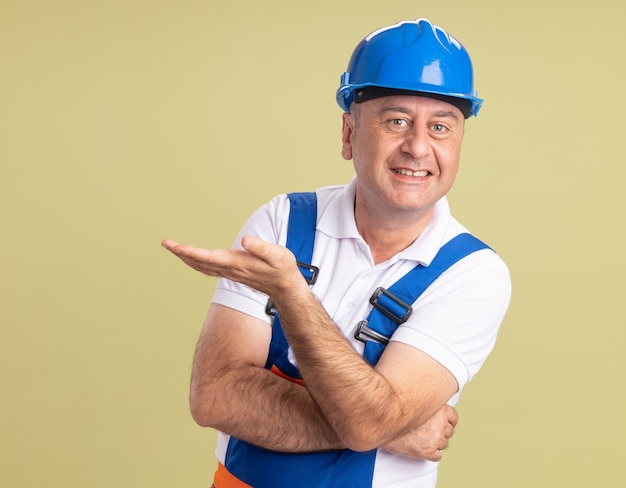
(348, 102, 362, 139)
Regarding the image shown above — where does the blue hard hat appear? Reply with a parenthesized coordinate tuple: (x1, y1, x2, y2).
(336, 19, 483, 117)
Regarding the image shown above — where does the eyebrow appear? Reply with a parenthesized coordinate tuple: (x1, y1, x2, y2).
(377, 106, 460, 121)
(378, 106, 411, 116)
(433, 110, 461, 120)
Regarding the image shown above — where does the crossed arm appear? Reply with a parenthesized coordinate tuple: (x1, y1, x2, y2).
(163, 235, 458, 461)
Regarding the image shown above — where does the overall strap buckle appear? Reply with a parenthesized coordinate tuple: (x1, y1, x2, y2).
(296, 262, 319, 284)
(354, 320, 389, 345)
(369, 287, 413, 324)
(266, 262, 320, 316)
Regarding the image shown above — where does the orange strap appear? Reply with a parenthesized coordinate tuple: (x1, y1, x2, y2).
(213, 462, 253, 488)
(270, 364, 305, 386)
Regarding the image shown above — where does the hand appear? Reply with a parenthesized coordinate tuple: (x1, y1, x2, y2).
(381, 405, 458, 462)
(161, 236, 306, 299)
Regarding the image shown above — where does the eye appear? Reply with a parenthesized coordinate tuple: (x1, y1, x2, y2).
(390, 118, 408, 128)
(432, 123, 447, 132)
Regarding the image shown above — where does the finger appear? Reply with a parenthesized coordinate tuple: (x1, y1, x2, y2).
(162, 240, 242, 276)
(241, 235, 274, 261)
(163, 242, 227, 267)
(161, 240, 208, 259)
(430, 449, 443, 462)
(240, 235, 263, 253)
(426, 449, 443, 463)
(446, 406, 459, 427)
(161, 239, 182, 251)
(241, 235, 296, 269)
(184, 249, 249, 276)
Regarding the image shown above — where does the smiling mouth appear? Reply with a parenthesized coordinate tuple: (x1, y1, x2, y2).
(393, 168, 430, 177)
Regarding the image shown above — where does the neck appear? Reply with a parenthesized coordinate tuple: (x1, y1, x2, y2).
(355, 202, 434, 264)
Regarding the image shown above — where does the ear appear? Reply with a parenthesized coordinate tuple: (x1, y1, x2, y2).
(341, 112, 355, 161)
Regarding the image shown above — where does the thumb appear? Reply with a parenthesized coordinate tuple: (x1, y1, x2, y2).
(241, 235, 297, 269)
(240, 235, 277, 263)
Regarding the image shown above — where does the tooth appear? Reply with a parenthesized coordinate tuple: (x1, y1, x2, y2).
(397, 169, 428, 177)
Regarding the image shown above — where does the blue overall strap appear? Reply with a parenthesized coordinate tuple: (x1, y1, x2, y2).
(224, 191, 379, 488)
(285, 192, 317, 274)
(361, 233, 491, 365)
(264, 192, 318, 375)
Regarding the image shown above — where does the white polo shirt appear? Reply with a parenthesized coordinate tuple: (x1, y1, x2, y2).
(211, 177, 511, 487)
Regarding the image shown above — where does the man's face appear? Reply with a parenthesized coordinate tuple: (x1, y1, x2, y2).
(341, 95, 465, 219)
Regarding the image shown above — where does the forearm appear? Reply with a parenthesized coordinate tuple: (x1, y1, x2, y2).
(191, 362, 344, 453)
(274, 287, 417, 451)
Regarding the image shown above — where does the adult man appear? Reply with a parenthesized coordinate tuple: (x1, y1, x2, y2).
(163, 18, 511, 488)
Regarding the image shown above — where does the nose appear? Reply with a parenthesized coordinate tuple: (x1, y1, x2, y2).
(400, 126, 431, 160)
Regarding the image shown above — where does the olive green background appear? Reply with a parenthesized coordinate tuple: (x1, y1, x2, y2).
(2, 0, 624, 486)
